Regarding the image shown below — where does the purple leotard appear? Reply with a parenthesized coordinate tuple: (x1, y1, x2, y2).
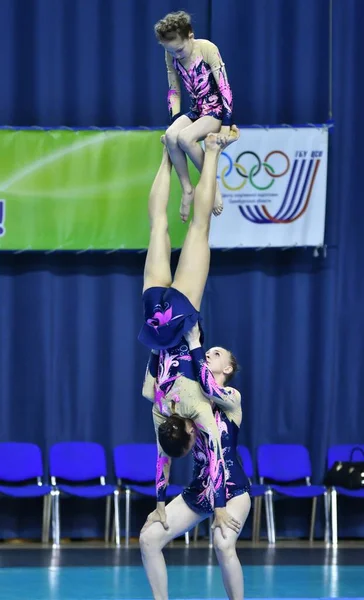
(166, 39, 233, 126)
(143, 340, 250, 513)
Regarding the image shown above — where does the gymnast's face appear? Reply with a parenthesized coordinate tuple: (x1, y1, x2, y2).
(161, 34, 194, 61)
(206, 347, 233, 382)
(181, 418, 197, 457)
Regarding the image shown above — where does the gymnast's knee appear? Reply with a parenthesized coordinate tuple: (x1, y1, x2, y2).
(149, 213, 169, 232)
(139, 525, 166, 554)
(189, 216, 210, 236)
(165, 126, 179, 148)
(213, 529, 237, 558)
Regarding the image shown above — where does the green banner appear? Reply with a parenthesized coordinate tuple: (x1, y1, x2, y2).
(0, 130, 199, 250)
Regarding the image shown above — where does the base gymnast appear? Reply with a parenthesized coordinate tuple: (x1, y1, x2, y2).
(140, 319, 251, 600)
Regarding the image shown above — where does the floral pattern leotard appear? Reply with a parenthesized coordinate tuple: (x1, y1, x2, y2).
(165, 39, 233, 126)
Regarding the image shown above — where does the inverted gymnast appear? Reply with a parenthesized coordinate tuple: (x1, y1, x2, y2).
(140, 320, 251, 600)
(138, 126, 241, 535)
(154, 10, 233, 221)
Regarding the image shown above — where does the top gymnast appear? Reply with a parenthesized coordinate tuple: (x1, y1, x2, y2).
(154, 10, 233, 221)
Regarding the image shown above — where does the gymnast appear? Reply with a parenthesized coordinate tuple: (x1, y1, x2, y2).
(140, 321, 251, 600)
(154, 10, 233, 221)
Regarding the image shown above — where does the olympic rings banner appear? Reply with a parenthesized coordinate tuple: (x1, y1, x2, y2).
(0, 127, 327, 250)
(0, 129, 199, 251)
(209, 127, 329, 248)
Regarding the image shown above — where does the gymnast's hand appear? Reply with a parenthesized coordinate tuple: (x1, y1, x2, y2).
(185, 323, 201, 350)
(211, 507, 241, 538)
(141, 505, 169, 532)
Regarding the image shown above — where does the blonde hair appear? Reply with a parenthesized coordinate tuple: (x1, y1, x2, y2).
(154, 11, 193, 42)
(224, 351, 239, 384)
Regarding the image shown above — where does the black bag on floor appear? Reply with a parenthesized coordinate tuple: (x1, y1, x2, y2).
(324, 447, 364, 489)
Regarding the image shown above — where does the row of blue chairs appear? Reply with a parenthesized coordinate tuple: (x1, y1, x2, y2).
(0, 442, 187, 547)
(240, 443, 364, 547)
(0, 442, 362, 547)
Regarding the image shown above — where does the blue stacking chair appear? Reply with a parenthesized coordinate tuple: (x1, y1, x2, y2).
(327, 444, 364, 545)
(0, 442, 53, 543)
(50, 442, 120, 547)
(257, 444, 329, 542)
(113, 443, 188, 546)
(238, 445, 275, 543)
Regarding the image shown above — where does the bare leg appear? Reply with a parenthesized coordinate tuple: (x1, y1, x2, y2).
(139, 495, 203, 600)
(213, 493, 251, 600)
(172, 126, 240, 309)
(178, 116, 224, 218)
(164, 115, 195, 223)
(143, 145, 173, 293)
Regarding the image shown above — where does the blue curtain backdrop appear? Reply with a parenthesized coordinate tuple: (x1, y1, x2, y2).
(0, 0, 363, 539)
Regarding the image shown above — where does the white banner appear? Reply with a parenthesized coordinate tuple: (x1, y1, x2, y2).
(209, 127, 328, 248)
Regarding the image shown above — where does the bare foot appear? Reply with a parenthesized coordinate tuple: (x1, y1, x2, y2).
(204, 132, 221, 153)
(180, 188, 194, 222)
(213, 183, 223, 217)
(206, 126, 240, 216)
(205, 125, 240, 153)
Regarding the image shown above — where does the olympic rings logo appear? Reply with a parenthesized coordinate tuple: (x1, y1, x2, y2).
(219, 151, 291, 191)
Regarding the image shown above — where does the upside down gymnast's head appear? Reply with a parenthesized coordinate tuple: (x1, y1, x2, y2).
(158, 414, 197, 458)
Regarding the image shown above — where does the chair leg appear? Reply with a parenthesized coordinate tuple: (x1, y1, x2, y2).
(324, 491, 330, 543)
(255, 496, 262, 542)
(331, 488, 338, 546)
(105, 495, 111, 543)
(125, 488, 131, 547)
(208, 515, 213, 548)
(41, 494, 51, 543)
(309, 497, 317, 542)
(251, 497, 257, 542)
(51, 490, 60, 547)
(114, 490, 121, 547)
(193, 524, 199, 542)
(111, 515, 115, 543)
(266, 490, 275, 544)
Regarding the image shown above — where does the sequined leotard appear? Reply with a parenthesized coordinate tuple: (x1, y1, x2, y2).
(142, 339, 250, 513)
(165, 39, 233, 126)
(183, 395, 251, 515)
